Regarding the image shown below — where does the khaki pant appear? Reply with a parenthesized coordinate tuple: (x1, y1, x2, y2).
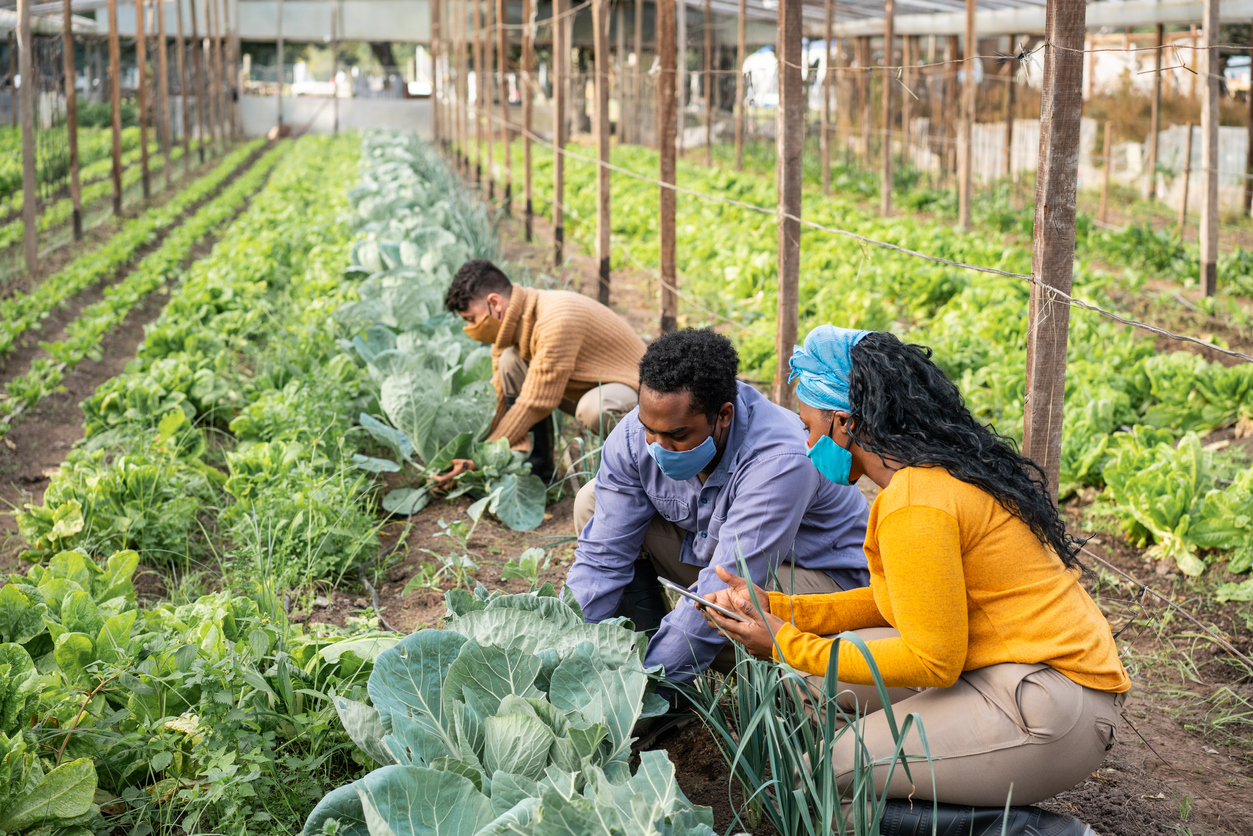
(810, 628, 1125, 809)
(499, 347, 638, 433)
(574, 482, 851, 672)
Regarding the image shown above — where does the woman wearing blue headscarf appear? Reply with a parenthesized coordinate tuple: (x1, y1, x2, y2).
(700, 326, 1129, 836)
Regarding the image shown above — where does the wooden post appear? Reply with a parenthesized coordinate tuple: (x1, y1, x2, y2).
(221, 0, 234, 139)
(821, 0, 832, 194)
(7, 33, 14, 130)
(902, 35, 913, 173)
(156, 0, 172, 188)
(275, 0, 283, 132)
(432, 0, 441, 144)
(108, 0, 124, 214)
(616, 3, 625, 145)
(17, 0, 36, 273)
(633, 0, 642, 146)
(474, 0, 484, 188)
(957, 0, 976, 227)
(175, 0, 191, 175)
(1098, 120, 1112, 223)
(332, 0, 340, 135)
(1149, 23, 1162, 202)
(209, 0, 223, 151)
(858, 36, 869, 167)
(1245, 18, 1253, 215)
(775, 0, 802, 410)
(703, 0, 712, 166)
(1179, 122, 1194, 230)
(945, 34, 958, 180)
(733, 0, 745, 170)
(592, 0, 612, 305)
(677, 0, 686, 158)
(190, 0, 206, 161)
(1023, 0, 1087, 501)
(552, 0, 565, 266)
(1199, 0, 1219, 296)
(881, 0, 894, 216)
(137, 0, 152, 199)
(485, 0, 496, 199)
(63, 0, 83, 239)
(658, 0, 677, 333)
(1003, 33, 1015, 180)
(496, 0, 511, 211)
(522, 0, 533, 238)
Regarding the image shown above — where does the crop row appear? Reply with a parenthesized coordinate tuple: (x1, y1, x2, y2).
(0, 138, 262, 359)
(0, 125, 144, 205)
(513, 141, 1253, 593)
(0, 142, 287, 435)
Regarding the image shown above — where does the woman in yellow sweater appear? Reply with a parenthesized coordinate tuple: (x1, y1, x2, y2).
(700, 326, 1129, 836)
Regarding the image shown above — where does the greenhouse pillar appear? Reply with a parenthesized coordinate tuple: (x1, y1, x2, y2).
(522, 0, 533, 239)
(17, 0, 36, 274)
(774, 0, 802, 410)
(881, 0, 894, 217)
(677, 0, 686, 159)
(902, 35, 913, 176)
(633, 0, 642, 146)
(957, 0, 976, 228)
(332, 0, 340, 135)
(616, 3, 625, 144)
(108, 0, 124, 214)
(1246, 20, 1253, 214)
(734, 0, 745, 170)
(485, 0, 495, 201)
(221, 0, 235, 139)
(138, 0, 152, 199)
(821, 0, 832, 195)
(552, 0, 565, 266)
(858, 36, 869, 167)
(7, 33, 14, 130)
(1179, 122, 1193, 230)
(211, 0, 224, 147)
(1023, 0, 1086, 501)
(175, 0, 191, 176)
(191, 0, 206, 160)
(1149, 24, 1162, 202)
(703, 0, 712, 166)
(454, 0, 464, 168)
(1099, 120, 1112, 223)
(1199, 0, 1219, 296)
(157, 0, 173, 188)
(63, 0, 83, 240)
(275, 0, 284, 132)
(658, 0, 677, 333)
(593, 0, 612, 305)
(432, 0, 441, 144)
(497, 0, 511, 211)
(474, 0, 485, 188)
(1003, 34, 1015, 180)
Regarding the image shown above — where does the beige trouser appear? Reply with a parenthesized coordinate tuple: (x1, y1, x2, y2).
(498, 347, 638, 433)
(810, 628, 1125, 809)
(574, 482, 852, 672)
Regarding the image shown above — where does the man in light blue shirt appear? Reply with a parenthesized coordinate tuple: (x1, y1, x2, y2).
(565, 329, 869, 683)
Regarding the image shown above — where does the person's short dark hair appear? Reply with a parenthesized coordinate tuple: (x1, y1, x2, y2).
(445, 260, 513, 312)
(639, 328, 739, 422)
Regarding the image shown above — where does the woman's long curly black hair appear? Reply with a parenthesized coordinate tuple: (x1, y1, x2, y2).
(846, 332, 1082, 569)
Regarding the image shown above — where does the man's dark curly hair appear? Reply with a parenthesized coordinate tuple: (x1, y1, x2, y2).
(846, 332, 1082, 569)
(445, 259, 512, 313)
(639, 328, 739, 422)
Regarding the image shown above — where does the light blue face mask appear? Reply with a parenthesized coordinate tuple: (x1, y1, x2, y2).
(647, 436, 718, 482)
(807, 421, 853, 486)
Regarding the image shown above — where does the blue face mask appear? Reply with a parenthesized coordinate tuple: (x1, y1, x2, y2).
(648, 436, 718, 482)
(807, 425, 853, 486)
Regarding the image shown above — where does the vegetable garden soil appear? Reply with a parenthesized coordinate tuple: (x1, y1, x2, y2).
(0, 143, 271, 567)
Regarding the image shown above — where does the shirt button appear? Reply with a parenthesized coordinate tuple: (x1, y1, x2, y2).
(701, 498, 707, 505)
(701, 532, 707, 538)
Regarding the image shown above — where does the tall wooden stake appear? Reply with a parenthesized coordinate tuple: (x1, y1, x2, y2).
(108, 0, 124, 212)
(1023, 0, 1087, 500)
(7, 33, 15, 130)
(957, 0, 976, 227)
(432, 0, 442, 143)
(703, 0, 712, 166)
(677, 0, 686, 158)
(775, 0, 802, 410)
(63, 0, 83, 239)
(1098, 120, 1112, 223)
(592, 0, 612, 304)
(522, 0, 533, 239)
(1179, 122, 1193, 230)
(616, 3, 625, 144)
(733, 0, 745, 170)
(858, 36, 869, 167)
(137, 0, 152, 199)
(156, 0, 172, 187)
(17, 0, 36, 273)
(1149, 24, 1162, 202)
(221, 0, 234, 139)
(902, 35, 913, 174)
(190, 0, 206, 160)
(209, 0, 223, 151)
(881, 0, 894, 216)
(496, 0, 511, 210)
(1200, 0, 1219, 296)
(821, 0, 832, 194)
(633, 0, 642, 146)
(485, 0, 495, 199)
(332, 0, 340, 135)
(175, 0, 191, 175)
(475, 0, 485, 189)
(658, 0, 677, 333)
(552, 0, 565, 265)
(1003, 33, 1015, 180)
(1244, 19, 1253, 214)
(275, 0, 283, 132)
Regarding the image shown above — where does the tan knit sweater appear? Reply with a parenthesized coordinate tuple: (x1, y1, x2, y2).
(487, 286, 646, 446)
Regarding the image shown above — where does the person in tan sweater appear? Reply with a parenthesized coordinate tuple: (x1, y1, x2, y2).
(443, 260, 646, 482)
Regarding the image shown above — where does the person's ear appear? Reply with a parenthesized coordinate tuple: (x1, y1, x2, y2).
(718, 402, 734, 431)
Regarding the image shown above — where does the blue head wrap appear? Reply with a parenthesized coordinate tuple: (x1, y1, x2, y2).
(787, 325, 872, 412)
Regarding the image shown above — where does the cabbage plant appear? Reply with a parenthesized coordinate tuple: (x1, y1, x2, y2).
(304, 587, 716, 836)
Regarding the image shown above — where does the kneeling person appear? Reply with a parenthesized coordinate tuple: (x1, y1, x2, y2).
(446, 260, 646, 481)
(564, 328, 870, 682)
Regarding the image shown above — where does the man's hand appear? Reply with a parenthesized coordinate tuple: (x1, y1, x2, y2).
(429, 459, 477, 491)
(698, 565, 783, 660)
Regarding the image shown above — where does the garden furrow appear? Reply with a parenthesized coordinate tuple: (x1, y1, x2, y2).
(0, 138, 264, 361)
(0, 142, 288, 437)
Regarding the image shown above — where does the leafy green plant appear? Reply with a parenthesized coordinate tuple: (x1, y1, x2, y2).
(500, 548, 552, 589)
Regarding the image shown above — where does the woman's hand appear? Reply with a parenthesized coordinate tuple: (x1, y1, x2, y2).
(698, 565, 784, 660)
(429, 459, 477, 491)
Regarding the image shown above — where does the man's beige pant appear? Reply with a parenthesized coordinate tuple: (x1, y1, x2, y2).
(499, 347, 638, 432)
(808, 627, 1124, 809)
(574, 482, 852, 672)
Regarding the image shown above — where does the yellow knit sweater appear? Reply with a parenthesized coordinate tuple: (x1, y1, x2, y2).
(768, 467, 1131, 694)
(488, 286, 646, 446)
